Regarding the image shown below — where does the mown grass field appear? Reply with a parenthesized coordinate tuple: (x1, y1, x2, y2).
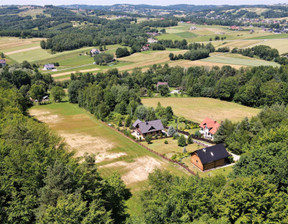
(29, 102, 191, 215)
(142, 97, 260, 123)
(157, 23, 276, 42)
(201, 53, 280, 67)
(142, 137, 202, 157)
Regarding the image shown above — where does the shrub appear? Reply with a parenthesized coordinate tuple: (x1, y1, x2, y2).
(145, 135, 152, 144)
(164, 140, 168, 144)
(195, 130, 201, 137)
(173, 133, 180, 139)
(188, 135, 193, 144)
(178, 135, 187, 147)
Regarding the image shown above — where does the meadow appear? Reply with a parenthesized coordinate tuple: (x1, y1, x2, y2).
(29, 102, 190, 215)
(141, 97, 260, 123)
(201, 53, 280, 67)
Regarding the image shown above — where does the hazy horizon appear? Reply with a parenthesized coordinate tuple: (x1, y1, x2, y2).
(3, 0, 288, 6)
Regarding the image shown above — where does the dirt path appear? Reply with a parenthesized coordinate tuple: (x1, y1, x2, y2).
(5, 46, 41, 55)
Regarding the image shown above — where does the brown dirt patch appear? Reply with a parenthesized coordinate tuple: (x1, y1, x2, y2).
(100, 156, 163, 185)
(60, 132, 115, 158)
(29, 109, 62, 124)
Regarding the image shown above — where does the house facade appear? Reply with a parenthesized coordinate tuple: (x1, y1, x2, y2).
(43, 64, 55, 70)
(133, 119, 164, 138)
(191, 144, 230, 171)
(199, 117, 220, 140)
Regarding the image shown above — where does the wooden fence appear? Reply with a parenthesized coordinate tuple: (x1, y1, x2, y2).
(102, 121, 196, 176)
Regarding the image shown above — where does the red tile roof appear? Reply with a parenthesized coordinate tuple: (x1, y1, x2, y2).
(199, 117, 220, 135)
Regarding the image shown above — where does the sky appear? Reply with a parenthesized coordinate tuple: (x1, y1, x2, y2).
(4, 0, 288, 6)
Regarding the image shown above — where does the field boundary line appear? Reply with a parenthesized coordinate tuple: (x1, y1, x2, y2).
(101, 121, 196, 176)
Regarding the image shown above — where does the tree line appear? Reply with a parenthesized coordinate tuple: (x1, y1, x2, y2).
(0, 70, 131, 223)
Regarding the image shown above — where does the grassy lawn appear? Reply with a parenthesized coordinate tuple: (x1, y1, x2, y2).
(142, 97, 260, 123)
(29, 102, 191, 216)
(142, 137, 202, 157)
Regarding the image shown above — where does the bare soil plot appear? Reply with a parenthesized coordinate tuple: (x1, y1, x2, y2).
(142, 97, 260, 123)
(100, 156, 163, 185)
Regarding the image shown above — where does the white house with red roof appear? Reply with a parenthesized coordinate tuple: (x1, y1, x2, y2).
(199, 117, 220, 140)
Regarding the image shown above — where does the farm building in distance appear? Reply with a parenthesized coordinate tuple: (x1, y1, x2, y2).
(191, 144, 230, 171)
(133, 119, 164, 138)
(91, 49, 100, 56)
(0, 59, 6, 67)
(43, 64, 55, 70)
(199, 117, 220, 140)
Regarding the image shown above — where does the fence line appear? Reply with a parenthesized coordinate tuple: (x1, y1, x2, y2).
(102, 121, 196, 176)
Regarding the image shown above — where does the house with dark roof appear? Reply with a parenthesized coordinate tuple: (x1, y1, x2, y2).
(91, 49, 100, 56)
(191, 144, 230, 171)
(199, 117, 220, 140)
(0, 59, 6, 68)
(43, 64, 55, 70)
(132, 119, 164, 138)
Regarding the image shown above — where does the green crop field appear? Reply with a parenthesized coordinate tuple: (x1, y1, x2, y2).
(248, 34, 288, 40)
(142, 97, 260, 123)
(29, 102, 190, 215)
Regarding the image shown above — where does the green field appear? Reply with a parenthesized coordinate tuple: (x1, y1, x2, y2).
(157, 23, 277, 42)
(1, 23, 286, 81)
(248, 34, 288, 40)
(201, 53, 280, 67)
(29, 102, 190, 215)
(142, 97, 260, 123)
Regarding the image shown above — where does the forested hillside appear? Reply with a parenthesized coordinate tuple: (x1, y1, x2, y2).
(0, 66, 130, 223)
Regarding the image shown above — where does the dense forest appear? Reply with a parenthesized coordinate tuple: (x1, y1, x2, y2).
(67, 64, 288, 109)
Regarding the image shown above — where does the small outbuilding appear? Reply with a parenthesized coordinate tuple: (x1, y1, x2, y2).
(0, 59, 6, 67)
(190, 144, 230, 171)
(43, 64, 55, 70)
(91, 49, 100, 56)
